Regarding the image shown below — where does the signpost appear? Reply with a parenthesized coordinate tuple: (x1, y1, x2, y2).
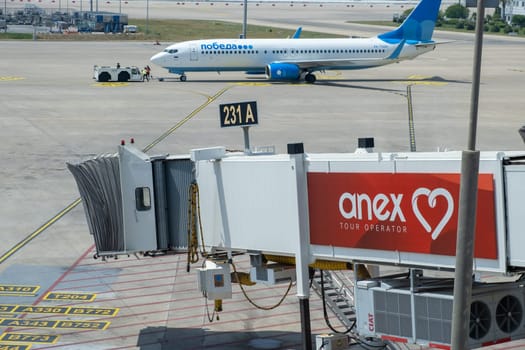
(219, 101, 258, 154)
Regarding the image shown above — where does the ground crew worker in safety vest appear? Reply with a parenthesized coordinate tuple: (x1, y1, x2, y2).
(142, 68, 148, 81)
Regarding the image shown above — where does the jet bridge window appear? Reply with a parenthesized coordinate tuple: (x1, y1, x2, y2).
(135, 187, 152, 211)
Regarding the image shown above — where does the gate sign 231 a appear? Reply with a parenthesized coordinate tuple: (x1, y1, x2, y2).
(219, 101, 258, 128)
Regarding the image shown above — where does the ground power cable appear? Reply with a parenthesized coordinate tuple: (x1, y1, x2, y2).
(0, 86, 231, 264)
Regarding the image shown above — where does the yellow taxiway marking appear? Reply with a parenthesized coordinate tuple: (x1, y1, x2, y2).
(0, 86, 230, 266)
(401, 75, 448, 86)
(0, 333, 59, 344)
(233, 82, 272, 86)
(93, 82, 130, 87)
(0, 77, 25, 81)
(0, 344, 32, 350)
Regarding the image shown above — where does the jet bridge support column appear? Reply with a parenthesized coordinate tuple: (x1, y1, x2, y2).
(288, 142, 312, 350)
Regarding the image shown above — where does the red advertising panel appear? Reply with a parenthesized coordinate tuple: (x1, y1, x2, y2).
(308, 173, 497, 259)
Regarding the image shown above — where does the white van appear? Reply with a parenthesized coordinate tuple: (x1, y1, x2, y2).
(123, 25, 137, 33)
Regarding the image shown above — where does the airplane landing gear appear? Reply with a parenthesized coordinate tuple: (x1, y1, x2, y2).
(304, 73, 316, 84)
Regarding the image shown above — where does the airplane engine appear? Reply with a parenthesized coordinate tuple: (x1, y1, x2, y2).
(265, 63, 301, 80)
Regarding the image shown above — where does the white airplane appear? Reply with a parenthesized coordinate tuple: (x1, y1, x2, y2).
(150, 0, 442, 83)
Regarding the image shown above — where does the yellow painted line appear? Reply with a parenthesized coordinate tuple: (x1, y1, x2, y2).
(233, 82, 272, 86)
(0, 198, 81, 265)
(0, 318, 110, 331)
(0, 77, 25, 81)
(143, 86, 231, 152)
(400, 75, 448, 86)
(0, 344, 32, 350)
(67, 306, 119, 317)
(0, 86, 230, 265)
(0, 333, 59, 344)
(43, 292, 96, 302)
(0, 286, 39, 295)
(93, 82, 130, 87)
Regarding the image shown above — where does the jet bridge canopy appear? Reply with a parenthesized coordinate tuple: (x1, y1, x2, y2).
(193, 149, 525, 274)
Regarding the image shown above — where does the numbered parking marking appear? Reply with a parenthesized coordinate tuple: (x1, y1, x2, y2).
(0, 333, 59, 344)
(0, 305, 118, 317)
(0, 306, 17, 313)
(0, 344, 31, 350)
(12, 306, 70, 315)
(0, 318, 110, 330)
(43, 292, 96, 302)
(0, 319, 57, 329)
(0, 285, 39, 296)
(55, 320, 110, 330)
(68, 307, 119, 317)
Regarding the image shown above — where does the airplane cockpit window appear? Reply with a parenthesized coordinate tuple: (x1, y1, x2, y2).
(164, 49, 179, 54)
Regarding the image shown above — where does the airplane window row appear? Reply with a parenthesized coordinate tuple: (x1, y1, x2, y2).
(199, 48, 387, 55)
(201, 50, 259, 55)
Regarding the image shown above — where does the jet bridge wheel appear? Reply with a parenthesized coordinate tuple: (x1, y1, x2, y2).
(305, 73, 316, 83)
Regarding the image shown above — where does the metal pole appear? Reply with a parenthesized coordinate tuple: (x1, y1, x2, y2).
(451, 0, 485, 348)
(242, 126, 251, 154)
(288, 142, 312, 350)
(407, 85, 416, 152)
(146, 0, 149, 34)
(242, 0, 247, 38)
(299, 298, 312, 350)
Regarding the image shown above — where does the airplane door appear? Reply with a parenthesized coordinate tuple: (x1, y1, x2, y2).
(190, 44, 198, 61)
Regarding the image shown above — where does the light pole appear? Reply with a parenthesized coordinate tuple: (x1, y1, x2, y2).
(146, 0, 149, 34)
(451, 0, 485, 348)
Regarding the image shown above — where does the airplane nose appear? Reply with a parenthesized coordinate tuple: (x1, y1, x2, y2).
(150, 52, 165, 66)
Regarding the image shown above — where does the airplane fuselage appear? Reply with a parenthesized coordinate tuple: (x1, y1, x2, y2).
(151, 38, 435, 76)
(150, 0, 441, 82)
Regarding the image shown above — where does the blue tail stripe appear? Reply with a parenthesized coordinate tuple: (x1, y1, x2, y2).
(387, 40, 406, 59)
(378, 0, 441, 43)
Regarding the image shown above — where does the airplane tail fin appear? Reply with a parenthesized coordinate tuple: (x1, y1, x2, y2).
(378, 0, 441, 43)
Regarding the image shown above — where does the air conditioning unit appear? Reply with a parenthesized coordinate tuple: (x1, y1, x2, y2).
(315, 333, 349, 350)
(355, 277, 525, 348)
(469, 285, 525, 348)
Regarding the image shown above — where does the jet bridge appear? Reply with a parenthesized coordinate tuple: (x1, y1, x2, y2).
(192, 146, 525, 274)
(69, 142, 525, 349)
